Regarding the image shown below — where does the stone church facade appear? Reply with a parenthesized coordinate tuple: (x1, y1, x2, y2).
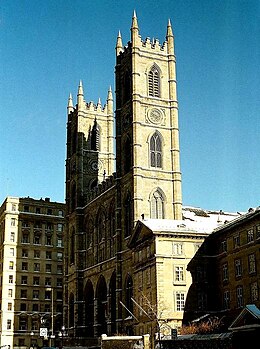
(64, 13, 237, 341)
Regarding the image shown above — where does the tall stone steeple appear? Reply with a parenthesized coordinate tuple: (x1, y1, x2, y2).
(115, 14, 183, 222)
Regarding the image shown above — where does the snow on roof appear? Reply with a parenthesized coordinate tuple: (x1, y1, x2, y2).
(139, 206, 240, 235)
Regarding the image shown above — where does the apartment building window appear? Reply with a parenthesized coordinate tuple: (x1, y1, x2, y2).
(46, 251, 52, 260)
(57, 237, 62, 247)
(20, 303, 26, 311)
(45, 290, 51, 300)
(236, 285, 243, 308)
(45, 304, 51, 312)
(46, 264, 52, 273)
(34, 250, 40, 258)
(223, 290, 230, 309)
(9, 261, 14, 270)
(46, 223, 53, 231)
(33, 233, 41, 245)
(11, 218, 15, 226)
(222, 263, 229, 282)
(8, 289, 13, 297)
(12, 204, 16, 211)
(57, 223, 63, 232)
(36, 207, 41, 214)
(173, 243, 183, 256)
(7, 319, 12, 330)
(250, 281, 258, 301)
(22, 221, 30, 228)
(176, 292, 185, 311)
(10, 248, 14, 256)
(57, 278, 62, 287)
(45, 277, 51, 286)
(233, 234, 240, 248)
(235, 259, 242, 277)
(248, 253, 256, 274)
(33, 290, 39, 299)
(47, 208, 52, 215)
(247, 229, 254, 243)
(45, 235, 52, 246)
(34, 263, 40, 272)
(10, 232, 15, 242)
(22, 249, 28, 257)
(8, 303, 12, 311)
(32, 319, 38, 331)
(22, 262, 28, 271)
(24, 205, 29, 212)
(21, 290, 27, 299)
(21, 276, 27, 285)
(9, 275, 13, 284)
(57, 252, 63, 261)
(58, 210, 63, 217)
(32, 304, 39, 311)
(221, 240, 227, 252)
(33, 277, 40, 286)
(19, 318, 27, 330)
(174, 266, 185, 283)
(22, 233, 29, 243)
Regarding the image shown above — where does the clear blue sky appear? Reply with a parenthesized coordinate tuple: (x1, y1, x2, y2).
(0, 0, 259, 212)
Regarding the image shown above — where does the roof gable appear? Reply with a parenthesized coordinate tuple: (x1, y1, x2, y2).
(229, 304, 260, 331)
(128, 220, 154, 248)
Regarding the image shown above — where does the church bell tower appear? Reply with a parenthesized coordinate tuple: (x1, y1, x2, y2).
(115, 12, 182, 224)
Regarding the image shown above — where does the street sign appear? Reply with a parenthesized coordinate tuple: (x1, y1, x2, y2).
(40, 327, 48, 337)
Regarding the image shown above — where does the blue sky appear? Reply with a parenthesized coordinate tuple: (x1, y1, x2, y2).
(0, 0, 259, 212)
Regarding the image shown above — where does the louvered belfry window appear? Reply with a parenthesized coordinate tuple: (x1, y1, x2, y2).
(150, 132, 162, 168)
(151, 190, 164, 219)
(148, 65, 160, 97)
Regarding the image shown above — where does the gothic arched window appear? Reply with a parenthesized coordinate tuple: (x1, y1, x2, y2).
(150, 132, 162, 168)
(148, 65, 160, 97)
(150, 189, 165, 219)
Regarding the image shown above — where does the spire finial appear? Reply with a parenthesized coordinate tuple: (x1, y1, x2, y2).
(167, 18, 174, 38)
(77, 80, 84, 110)
(131, 10, 139, 30)
(67, 93, 74, 114)
(107, 86, 113, 114)
(78, 80, 84, 96)
(116, 30, 123, 55)
(131, 10, 139, 46)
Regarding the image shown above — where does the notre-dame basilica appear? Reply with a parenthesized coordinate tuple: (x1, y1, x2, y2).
(64, 12, 233, 341)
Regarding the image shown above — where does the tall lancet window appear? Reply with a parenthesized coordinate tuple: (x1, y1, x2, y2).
(91, 119, 100, 151)
(148, 65, 160, 97)
(150, 189, 164, 219)
(150, 132, 162, 168)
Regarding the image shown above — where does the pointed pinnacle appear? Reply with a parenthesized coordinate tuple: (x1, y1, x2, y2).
(131, 9, 139, 30)
(68, 93, 73, 108)
(167, 19, 174, 37)
(78, 80, 84, 96)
